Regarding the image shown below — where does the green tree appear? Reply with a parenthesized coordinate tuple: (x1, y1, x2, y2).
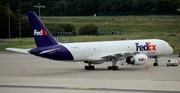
(21, 19, 31, 37)
(79, 24, 98, 35)
(0, 3, 18, 38)
(56, 24, 76, 35)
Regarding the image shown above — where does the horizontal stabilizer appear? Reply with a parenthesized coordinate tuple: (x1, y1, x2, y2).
(39, 48, 60, 55)
(6, 48, 31, 54)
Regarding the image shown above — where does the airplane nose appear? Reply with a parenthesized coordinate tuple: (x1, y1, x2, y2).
(169, 47, 173, 54)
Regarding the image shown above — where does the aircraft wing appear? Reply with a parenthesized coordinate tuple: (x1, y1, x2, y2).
(101, 51, 140, 59)
(87, 51, 140, 61)
(6, 48, 31, 54)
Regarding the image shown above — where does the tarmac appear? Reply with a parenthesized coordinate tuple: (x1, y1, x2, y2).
(0, 51, 180, 93)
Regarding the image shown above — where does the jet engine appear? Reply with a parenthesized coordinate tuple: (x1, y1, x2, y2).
(126, 54, 148, 65)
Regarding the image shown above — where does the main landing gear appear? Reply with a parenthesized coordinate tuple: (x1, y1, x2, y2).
(108, 66, 118, 70)
(84, 62, 95, 70)
(153, 56, 159, 66)
(108, 58, 119, 70)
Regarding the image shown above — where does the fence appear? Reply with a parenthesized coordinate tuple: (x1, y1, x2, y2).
(51, 32, 72, 43)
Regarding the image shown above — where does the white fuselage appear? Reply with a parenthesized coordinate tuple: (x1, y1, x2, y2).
(61, 39, 173, 61)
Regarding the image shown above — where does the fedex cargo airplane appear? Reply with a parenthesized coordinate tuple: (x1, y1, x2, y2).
(6, 12, 173, 70)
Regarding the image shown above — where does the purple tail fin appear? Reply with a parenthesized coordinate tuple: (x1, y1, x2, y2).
(27, 12, 57, 47)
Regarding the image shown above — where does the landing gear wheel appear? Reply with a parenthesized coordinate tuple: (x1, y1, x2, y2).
(84, 62, 95, 70)
(115, 66, 118, 70)
(153, 63, 158, 66)
(108, 66, 112, 70)
(153, 56, 159, 66)
(108, 66, 118, 70)
(85, 66, 88, 70)
(108, 58, 118, 70)
(84, 65, 95, 70)
(90, 66, 95, 70)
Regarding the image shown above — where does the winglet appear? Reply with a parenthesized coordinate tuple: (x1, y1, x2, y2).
(27, 12, 58, 47)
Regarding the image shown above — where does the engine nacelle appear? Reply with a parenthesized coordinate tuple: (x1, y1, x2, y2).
(126, 54, 148, 65)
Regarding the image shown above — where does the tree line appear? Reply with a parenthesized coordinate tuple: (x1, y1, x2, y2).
(2, 0, 180, 16)
(0, 0, 180, 38)
(10, 0, 180, 16)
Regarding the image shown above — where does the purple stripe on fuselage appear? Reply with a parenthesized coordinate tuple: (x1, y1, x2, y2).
(29, 44, 74, 60)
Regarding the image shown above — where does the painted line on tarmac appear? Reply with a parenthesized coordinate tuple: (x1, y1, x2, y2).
(0, 85, 179, 93)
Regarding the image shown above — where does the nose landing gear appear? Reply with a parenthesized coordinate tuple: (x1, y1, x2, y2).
(153, 56, 159, 66)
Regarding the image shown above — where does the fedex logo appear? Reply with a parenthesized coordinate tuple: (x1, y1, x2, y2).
(34, 29, 47, 36)
(135, 42, 156, 51)
(139, 58, 146, 61)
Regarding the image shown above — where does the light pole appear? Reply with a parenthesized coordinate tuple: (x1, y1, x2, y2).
(17, 9, 21, 42)
(6, 4, 11, 43)
(34, 3, 45, 17)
